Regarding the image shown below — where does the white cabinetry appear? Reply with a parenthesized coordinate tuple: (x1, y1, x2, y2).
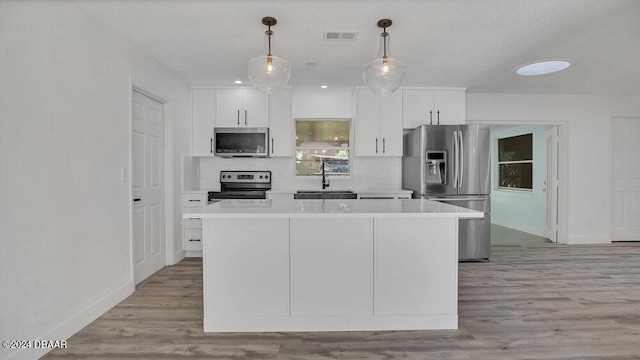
(182, 193, 207, 252)
(191, 89, 216, 156)
(374, 217, 457, 316)
(269, 88, 292, 157)
(402, 89, 465, 128)
(216, 88, 269, 127)
(290, 218, 372, 316)
(355, 89, 403, 157)
(205, 218, 289, 317)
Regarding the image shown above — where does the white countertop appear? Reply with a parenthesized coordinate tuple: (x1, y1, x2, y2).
(184, 199, 484, 219)
(266, 188, 413, 194)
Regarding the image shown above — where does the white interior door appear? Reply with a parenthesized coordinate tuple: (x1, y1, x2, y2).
(132, 90, 165, 284)
(612, 118, 640, 241)
(545, 127, 559, 242)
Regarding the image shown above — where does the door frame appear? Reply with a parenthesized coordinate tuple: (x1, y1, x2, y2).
(128, 83, 177, 285)
(467, 120, 568, 244)
(610, 116, 640, 241)
(544, 127, 559, 242)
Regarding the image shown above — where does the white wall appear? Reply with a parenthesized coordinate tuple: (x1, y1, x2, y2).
(467, 94, 640, 244)
(490, 125, 552, 236)
(0, 2, 190, 359)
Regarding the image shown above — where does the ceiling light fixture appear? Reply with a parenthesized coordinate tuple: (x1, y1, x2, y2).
(515, 60, 571, 76)
(320, 85, 328, 89)
(248, 16, 291, 94)
(362, 19, 406, 95)
(234, 80, 243, 84)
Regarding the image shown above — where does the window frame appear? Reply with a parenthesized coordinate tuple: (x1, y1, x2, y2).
(497, 133, 533, 191)
(294, 118, 352, 178)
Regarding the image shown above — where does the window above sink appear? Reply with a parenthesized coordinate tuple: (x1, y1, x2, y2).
(295, 119, 351, 177)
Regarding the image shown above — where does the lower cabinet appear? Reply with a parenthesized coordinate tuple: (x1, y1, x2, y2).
(290, 218, 372, 316)
(182, 193, 207, 252)
(205, 218, 290, 317)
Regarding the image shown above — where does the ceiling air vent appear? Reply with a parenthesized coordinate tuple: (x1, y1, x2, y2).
(324, 31, 358, 41)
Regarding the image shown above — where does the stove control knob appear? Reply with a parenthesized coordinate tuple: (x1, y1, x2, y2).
(259, 175, 263, 179)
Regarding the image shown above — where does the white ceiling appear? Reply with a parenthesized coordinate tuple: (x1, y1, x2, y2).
(72, 0, 640, 95)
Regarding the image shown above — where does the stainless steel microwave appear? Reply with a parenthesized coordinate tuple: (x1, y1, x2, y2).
(213, 127, 269, 157)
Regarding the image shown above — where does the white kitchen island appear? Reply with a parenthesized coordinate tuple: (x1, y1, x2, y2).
(184, 199, 483, 332)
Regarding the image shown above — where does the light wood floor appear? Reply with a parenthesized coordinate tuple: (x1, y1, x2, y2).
(44, 243, 640, 359)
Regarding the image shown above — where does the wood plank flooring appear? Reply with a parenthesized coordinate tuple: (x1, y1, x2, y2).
(44, 243, 640, 359)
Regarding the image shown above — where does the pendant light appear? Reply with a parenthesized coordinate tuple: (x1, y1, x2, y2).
(362, 19, 406, 95)
(248, 17, 291, 94)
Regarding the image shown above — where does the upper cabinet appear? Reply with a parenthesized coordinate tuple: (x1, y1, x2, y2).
(269, 88, 292, 157)
(355, 89, 403, 157)
(216, 88, 269, 127)
(402, 89, 466, 128)
(191, 88, 216, 156)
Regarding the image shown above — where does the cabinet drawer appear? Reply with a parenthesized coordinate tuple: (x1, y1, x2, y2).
(183, 229, 203, 251)
(183, 218, 202, 229)
(183, 194, 207, 207)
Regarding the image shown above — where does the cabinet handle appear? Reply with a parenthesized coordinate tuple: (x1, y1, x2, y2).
(375, 138, 378, 154)
(237, 110, 240, 126)
(430, 110, 433, 125)
(383, 138, 386, 153)
(188, 199, 201, 202)
(188, 238, 201, 242)
(437, 110, 440, 125)
(133, 198, 141, 202)
(271, 138, 274, 153)
(210, 138, 213, 153)
(244, 110, 247, 126)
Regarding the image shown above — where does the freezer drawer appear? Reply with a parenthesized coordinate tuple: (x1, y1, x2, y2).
(430, 196, 490, 261)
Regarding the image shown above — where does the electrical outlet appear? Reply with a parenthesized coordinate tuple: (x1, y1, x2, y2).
(587, 220, 593, 228)
(121, 168, 129, 182)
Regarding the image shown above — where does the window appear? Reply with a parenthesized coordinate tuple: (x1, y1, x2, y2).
(498, 133, 533, 190)
(295, 120, 350, 176)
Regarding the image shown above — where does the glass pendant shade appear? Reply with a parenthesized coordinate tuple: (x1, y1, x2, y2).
(363, 20, 406, 95)
(248, 17, 291, 94)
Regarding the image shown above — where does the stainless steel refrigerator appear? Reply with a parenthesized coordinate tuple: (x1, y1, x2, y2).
(402, 124, 491, 260)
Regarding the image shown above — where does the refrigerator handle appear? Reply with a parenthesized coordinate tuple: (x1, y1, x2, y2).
(453, 130, 458, 188)
(458, 130, 464, 189)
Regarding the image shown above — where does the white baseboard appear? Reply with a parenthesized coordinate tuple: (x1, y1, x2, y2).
(567, 235, 611, 245)
(5, 281, 134, 360)
(184, 250, 203, 258)
(491, 218, 546, 237)
(171, 249, 185, 265)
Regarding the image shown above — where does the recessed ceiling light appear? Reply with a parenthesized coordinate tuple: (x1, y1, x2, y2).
(515, 60, 571, 76)
(234, 80, 243, 84)
(320, 85, 328, 89)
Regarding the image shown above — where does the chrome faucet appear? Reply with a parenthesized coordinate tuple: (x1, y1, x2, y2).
(321, 159, 330, 189)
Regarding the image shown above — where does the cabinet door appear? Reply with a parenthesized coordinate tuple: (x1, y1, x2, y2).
(242, 88, 270, 127)
(269, 88, 292, 157)
(402, 89, 435, 129)
(215, 89, 244, 127)
(378, 91, 403, 156)
(191, 89, 215, 156)
(434, 90, 465, 125)
(355, 90, 381, 157)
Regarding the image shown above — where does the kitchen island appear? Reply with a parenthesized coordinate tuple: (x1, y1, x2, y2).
(184, 199, 483, 332)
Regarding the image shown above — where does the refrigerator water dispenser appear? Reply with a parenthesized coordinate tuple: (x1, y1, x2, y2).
(425, 151, 446, 184)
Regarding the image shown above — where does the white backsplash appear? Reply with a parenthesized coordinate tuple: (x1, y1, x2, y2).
(197, 157, 402, 190)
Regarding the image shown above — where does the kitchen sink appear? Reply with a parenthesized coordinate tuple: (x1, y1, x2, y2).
(294, 190, 357, 200)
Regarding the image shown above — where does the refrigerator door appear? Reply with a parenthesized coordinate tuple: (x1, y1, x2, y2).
(430, 195, 491, 260)
(424, 125, 458, 196)
(457, 125, 491, 195)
